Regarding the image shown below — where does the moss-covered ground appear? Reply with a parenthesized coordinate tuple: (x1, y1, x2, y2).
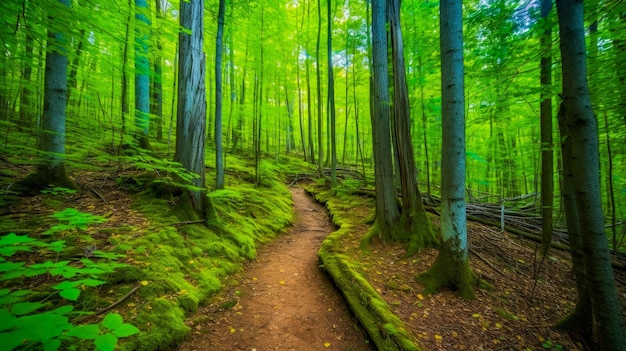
(0, 134, 318, 351)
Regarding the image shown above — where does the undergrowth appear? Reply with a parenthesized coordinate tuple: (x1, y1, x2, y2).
(1, 132, 315, 350)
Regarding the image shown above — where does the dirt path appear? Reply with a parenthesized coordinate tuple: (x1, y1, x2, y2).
(177, 187, 374, 351)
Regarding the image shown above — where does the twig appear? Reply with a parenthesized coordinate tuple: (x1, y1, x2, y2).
(76, 284, 141, 323)
(88, 185, 108, 204)
(469, 247, 510, 279)
(170, 220, 206, 227)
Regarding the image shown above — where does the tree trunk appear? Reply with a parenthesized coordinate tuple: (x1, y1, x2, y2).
(363, 0, 400, 243)
(315, 0, 323, 175)
(388, 0, 437, 255)
(176, 0, 207, 216)
(539, 0, 554, 255)
(19, 33, 34, 129)
(19, 0, 76, 193)
(153, 0, 164, 141)
(327, 0, 337, 184)
(555, 1, 626, 349)
(134, 0, 152, 149)
(418, 0, 476, 299)
(215, 0, 225, 190)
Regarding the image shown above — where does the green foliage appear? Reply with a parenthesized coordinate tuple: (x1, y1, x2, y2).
(44, 208, 107, 236)
(0, 223, 138, 351)
(41, 186, 78, 197)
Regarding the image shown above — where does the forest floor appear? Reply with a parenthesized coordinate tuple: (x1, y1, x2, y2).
(177, 184, 626, 351)
(176, 187, 375, 351)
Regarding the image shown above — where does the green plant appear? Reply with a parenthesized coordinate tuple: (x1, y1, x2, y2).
(44, 208, 107, 236)
(41, 186, 78, 197)
(0, 210, 139, 350)
(542, 339, 563, 350)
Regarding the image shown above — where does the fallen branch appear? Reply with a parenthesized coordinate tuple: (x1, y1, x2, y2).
(469, 247, 510, 279)
(87, 185, 108, 204)
(76, 284, 141, 323)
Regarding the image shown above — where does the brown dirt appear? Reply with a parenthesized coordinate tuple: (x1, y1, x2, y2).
(176, 187, 375, 351)
(328, 193, 626, 351)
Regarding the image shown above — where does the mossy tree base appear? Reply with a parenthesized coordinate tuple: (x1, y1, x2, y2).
(360, 211, 439, 257)
(396, 209, 439, 257)
(16, 163, 78, 196)
(417, 242, 479, 300)
(555, 303, 594, 347)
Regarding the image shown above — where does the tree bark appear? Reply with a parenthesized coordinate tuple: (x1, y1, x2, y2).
(363, 0, 400, 243)
(176, 0, 207, 216)
(539, 0, 554, 255)
(388, 0, 437, 254)
(555, 1, 626, 349)
(418, 0, 476, 299)
(327, 0, 337, 184)
(215, 0, 225, 190)
(134, 0, 152, 149)
(19, 0, 77, 194)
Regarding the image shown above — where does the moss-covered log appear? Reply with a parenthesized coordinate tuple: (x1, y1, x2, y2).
(309, 185, 422, 351)
(319, 232, 422, 351)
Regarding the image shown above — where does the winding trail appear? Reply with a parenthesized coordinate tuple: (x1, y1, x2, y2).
(177, 187, 374, 351)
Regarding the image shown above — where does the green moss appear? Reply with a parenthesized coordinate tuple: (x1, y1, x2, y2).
(121, 298, 190, 351)
(312, 184, 423, 351)
(416, 240, 478, 300)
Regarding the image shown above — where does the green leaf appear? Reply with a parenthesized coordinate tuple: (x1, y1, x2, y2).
(101, 313, 123, 330)
(0, 233, 36, 246)
(65, 324, 100, 339)
(16, 312, 71, 341)
(11, 302, 45, 315)
(112, 323, 140, 338)
(42, 338, 61, 351)
(59, 288, 81, 301)
(0, 331, 24, 350)
(0, 308, 18, 332)
(94, 333, 118, 351)
(52, 305, 73, 315)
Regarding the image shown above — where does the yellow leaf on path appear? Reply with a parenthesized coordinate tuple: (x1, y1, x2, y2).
(495, 323, 503, 328)
(451, 331, 458, 338)
(472, 313, 480, 318)
(417, 294, 424, 300)
(229, 327, 235, 333)
(434, 334, 442, 341)
(324, 342, 331, 347)
(279, 280, 285, 285)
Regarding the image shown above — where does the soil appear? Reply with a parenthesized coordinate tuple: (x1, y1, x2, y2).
(176, 187, 375, 351)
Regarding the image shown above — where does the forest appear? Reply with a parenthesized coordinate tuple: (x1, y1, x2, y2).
(0, 0, 625, 350)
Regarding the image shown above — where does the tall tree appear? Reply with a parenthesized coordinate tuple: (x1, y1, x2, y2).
(215, 0, 226, 189)
(134, 0, 152, 149)
(555, 0, 626, 349)
(365, 0, 400, 241)
(19, 0, 77, 193)
(327, 0, 337, 184)
(175, 0, 207, 216)
(152, 0, 165, 141)
(316, 0, 324, 174)
(418, 0, 476, 299)
(539, 0, 554, 255)
(387, 0, 437, 254)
